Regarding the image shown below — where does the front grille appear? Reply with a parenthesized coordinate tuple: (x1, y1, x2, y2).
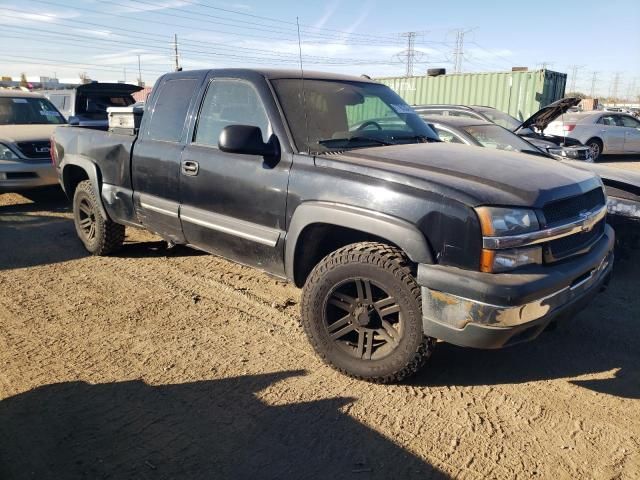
(6, 172, 37, 179)
(542, 188, 605, 225)
(16, 141, 51, 159)
(546, 219, 605, 261)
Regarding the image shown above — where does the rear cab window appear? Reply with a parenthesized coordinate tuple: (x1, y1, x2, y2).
(146, 78, 200, 142)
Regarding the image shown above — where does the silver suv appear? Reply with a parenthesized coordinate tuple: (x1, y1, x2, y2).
(0, 90, 65, 191)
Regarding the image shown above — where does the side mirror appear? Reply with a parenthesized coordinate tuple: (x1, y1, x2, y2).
(218, 125, 279, 159)
(68, 116, 80, 126)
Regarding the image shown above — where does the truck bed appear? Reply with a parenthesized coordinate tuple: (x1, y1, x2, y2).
(54, 125, 136, 190)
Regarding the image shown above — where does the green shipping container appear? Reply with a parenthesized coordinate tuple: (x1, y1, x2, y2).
(375, 69, 567, 121)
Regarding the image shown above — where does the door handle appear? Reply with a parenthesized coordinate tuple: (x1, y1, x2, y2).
(181, 160, 199, 176)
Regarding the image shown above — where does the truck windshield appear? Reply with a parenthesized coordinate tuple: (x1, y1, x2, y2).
(272, 79, 439, 153)
(0, 96, 65, 125)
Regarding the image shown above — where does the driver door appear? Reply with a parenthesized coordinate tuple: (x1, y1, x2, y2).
(179, 76, 291, 275)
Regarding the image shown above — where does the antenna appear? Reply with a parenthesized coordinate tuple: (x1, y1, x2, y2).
(296, 16, 310, 154)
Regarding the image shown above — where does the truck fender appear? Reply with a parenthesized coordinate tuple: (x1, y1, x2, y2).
(284, 201, 434, 279)
(61, 156, 108, 219)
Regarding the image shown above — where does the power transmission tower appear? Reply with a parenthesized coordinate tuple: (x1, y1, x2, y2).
(568, 64, 584, 93)
(590, 71, 599, 98)
(172, 34, 181, 72)
(537, 61, 553, 70)
(452, 29, 472, 73)
(397, 31, 418, 77)
(611, 72, 621, 104)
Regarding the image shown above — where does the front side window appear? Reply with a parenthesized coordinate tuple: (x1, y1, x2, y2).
(146, 78, 199, 142)
(272, 79, 439, 153)
(0, 96, 65, 125)
(194, 79, 270, 146)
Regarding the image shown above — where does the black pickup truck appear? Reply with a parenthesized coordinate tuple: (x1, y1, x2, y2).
(52, 69, 614, 383)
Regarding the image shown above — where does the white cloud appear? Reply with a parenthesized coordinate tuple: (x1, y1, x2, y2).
(311, 1, 340, 31)
(0, 5, 80, 25)
(112, 0, 190, 13)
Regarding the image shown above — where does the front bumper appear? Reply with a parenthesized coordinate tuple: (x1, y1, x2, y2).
(0, 158, 58, 191)
(418, 225, 615, 349)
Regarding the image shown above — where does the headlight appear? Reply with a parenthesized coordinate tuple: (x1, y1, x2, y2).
(607, 197, 640, 219)
(476, 207, 542, 273)
(475, 206, 540, 236)
(0, 143, 20, 160)
(547, 147, 567, 158)
(480, 246, 542, 273)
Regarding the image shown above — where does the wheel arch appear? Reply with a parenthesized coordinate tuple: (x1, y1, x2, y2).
(61, 156, 107, 218)
(285, 202, 434, 287)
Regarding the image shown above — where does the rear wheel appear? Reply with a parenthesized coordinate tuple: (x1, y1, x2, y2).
(73, 180, 125, 255)
(300, 242, 436, 383)
(586, 138, 603, 161)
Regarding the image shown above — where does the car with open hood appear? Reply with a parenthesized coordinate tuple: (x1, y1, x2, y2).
(0, 89, 65, 191)
(414, 99, 593, 161)
(51, 69, 614, 383)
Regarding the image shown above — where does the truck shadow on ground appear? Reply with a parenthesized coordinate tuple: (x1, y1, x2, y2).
(0, 371, 447, 480)
(0, 196, 85, 271)
(412, 255, 640, 400)
(0, 191, 203, 270)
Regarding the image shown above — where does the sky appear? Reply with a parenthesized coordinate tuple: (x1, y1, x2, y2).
(1, 0, 639, 98)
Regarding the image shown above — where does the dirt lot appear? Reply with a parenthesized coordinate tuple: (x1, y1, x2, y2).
(1, 185, 639, 480)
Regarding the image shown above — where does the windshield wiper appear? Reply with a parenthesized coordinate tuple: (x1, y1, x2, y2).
(318, 136, 394, 148)
(392, 134, 440, 143)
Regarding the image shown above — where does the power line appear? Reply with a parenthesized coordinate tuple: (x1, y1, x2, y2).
(0, 22, 401, 66)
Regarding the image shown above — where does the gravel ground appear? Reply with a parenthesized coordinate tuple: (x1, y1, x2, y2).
(0, 185, 639, 480)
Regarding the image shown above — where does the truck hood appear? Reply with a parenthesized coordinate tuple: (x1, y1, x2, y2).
(316, 143, 601, 208)
(515, 97, 581, 133)
(0, 124, 58, 143)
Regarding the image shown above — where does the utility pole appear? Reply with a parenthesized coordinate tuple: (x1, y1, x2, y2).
(173, 34, 181, 71)
(123, 66, 126, 83)
(590, 71, 599, 98)
(137, 54, 142, 86)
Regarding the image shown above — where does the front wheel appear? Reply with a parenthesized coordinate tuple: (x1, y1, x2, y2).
(300, 242, 436, 383)
(73, 180, 125, 255)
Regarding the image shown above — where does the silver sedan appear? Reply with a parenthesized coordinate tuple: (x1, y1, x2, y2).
(545, 111, 640, 160)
